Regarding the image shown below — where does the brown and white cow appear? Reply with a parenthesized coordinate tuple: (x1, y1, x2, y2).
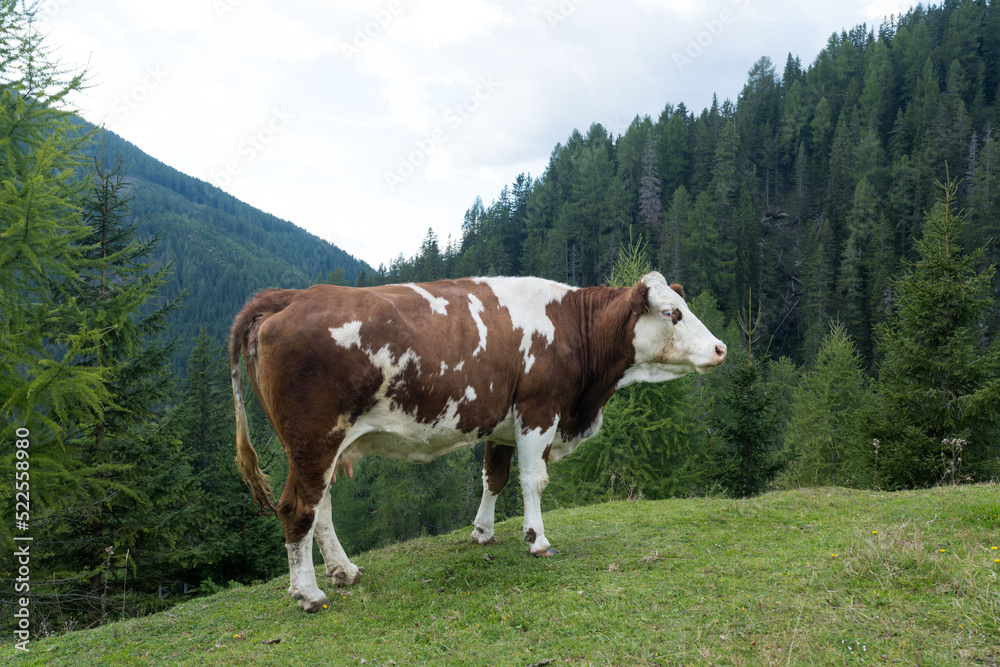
(229, 272, 726, 612)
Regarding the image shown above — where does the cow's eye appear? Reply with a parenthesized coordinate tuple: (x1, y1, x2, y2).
(661, 308, 682, 324)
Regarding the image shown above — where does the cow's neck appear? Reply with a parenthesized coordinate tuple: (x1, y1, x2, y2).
(557, 285, 639, 440)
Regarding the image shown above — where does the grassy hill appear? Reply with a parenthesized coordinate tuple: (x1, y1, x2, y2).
(8, 486, 999, 665)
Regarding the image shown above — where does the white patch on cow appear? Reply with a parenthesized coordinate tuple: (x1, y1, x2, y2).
(454, 360, 465, 372)
(329, 320, 363, 349)
(464, 385, 477, 402)
(439, 360, 448, 375)
(618, 271, 726, 388)
(468, 294, 488, 356)
(367, 344, 398, 374)
(524, 354, 536, 374)
(286, 513, 327, 610)
(404, 283, 448, 315)
(477, 276, 574, 373)
(489, 381, 493, 393)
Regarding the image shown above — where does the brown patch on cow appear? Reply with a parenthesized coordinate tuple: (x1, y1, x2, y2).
(669, 283, 685, 299)
(386, 354, 423, 414)
(670, 309, 682, 325)
(483, 441, 514, 495)
(524, 528, 537, 544)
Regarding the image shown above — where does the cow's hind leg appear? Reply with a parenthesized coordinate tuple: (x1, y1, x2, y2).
(280, 464, 331, 613)
(471, 441, 515, 544)
(314, 485, 363, 586)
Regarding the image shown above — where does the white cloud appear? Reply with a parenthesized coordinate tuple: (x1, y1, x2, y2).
(394, 0, 512, 47)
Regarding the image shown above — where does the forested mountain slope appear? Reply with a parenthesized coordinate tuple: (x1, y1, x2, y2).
(82, 127, 370, 370)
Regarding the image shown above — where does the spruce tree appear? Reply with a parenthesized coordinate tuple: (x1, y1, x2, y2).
(715, 290, 785, 497)
(867, 177, 1000, 489)
(783, 323, 870, 487)
(0, 1, 103, 559)
(54, 148, 198, 622)
(638, 137, 662, 240)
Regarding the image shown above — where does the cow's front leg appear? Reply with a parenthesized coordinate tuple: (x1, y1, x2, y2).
(516, 421, 558, 557)
(471, 441, 515, 544)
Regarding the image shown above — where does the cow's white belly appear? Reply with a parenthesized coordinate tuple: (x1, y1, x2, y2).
(342, 397, 474, 463)
(335, 402, 602, 468)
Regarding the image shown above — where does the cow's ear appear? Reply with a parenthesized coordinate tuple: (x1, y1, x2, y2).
(669, 283, 685, 299)
(629, 282, 650, 315)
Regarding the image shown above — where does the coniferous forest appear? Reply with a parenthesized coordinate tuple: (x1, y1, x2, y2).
(2, 0, 1000, 636)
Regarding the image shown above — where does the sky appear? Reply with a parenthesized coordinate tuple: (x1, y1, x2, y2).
(41, 0, 917, 270)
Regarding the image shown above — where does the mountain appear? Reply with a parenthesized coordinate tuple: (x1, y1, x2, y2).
(83, 126, 371, 371)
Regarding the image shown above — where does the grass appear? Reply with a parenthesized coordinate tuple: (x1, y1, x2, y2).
(5, 484, 999, 665)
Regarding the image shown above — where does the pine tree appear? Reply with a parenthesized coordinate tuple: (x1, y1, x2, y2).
(715, 290, 785, 497)
(638, 137, 662, 241)
(51, 147, 199, 622)
(835, 177, 879, 359)
(783, 323, 870, 487)
(660, 185, 687, 280)
(867, 177, 1000, 489)
(0, 1, 105, 560)
(680, 190, 734, 309)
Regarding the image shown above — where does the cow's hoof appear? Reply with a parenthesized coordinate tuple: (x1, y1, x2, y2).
(530, 547, 559, 558)
(330, 563, 363, 586)
(301, 596, 330, 613)
(471, 527, 497, 544)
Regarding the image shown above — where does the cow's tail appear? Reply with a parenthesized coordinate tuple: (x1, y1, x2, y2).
(230, 291, 289, 516)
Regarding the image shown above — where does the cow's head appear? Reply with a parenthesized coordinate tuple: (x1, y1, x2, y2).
(619, 271, 727, 387)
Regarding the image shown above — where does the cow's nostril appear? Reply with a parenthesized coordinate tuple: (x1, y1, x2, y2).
(715, 344, 727, 361)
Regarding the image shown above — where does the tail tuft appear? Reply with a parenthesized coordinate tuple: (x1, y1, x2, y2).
(230, 298, 280, 516)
